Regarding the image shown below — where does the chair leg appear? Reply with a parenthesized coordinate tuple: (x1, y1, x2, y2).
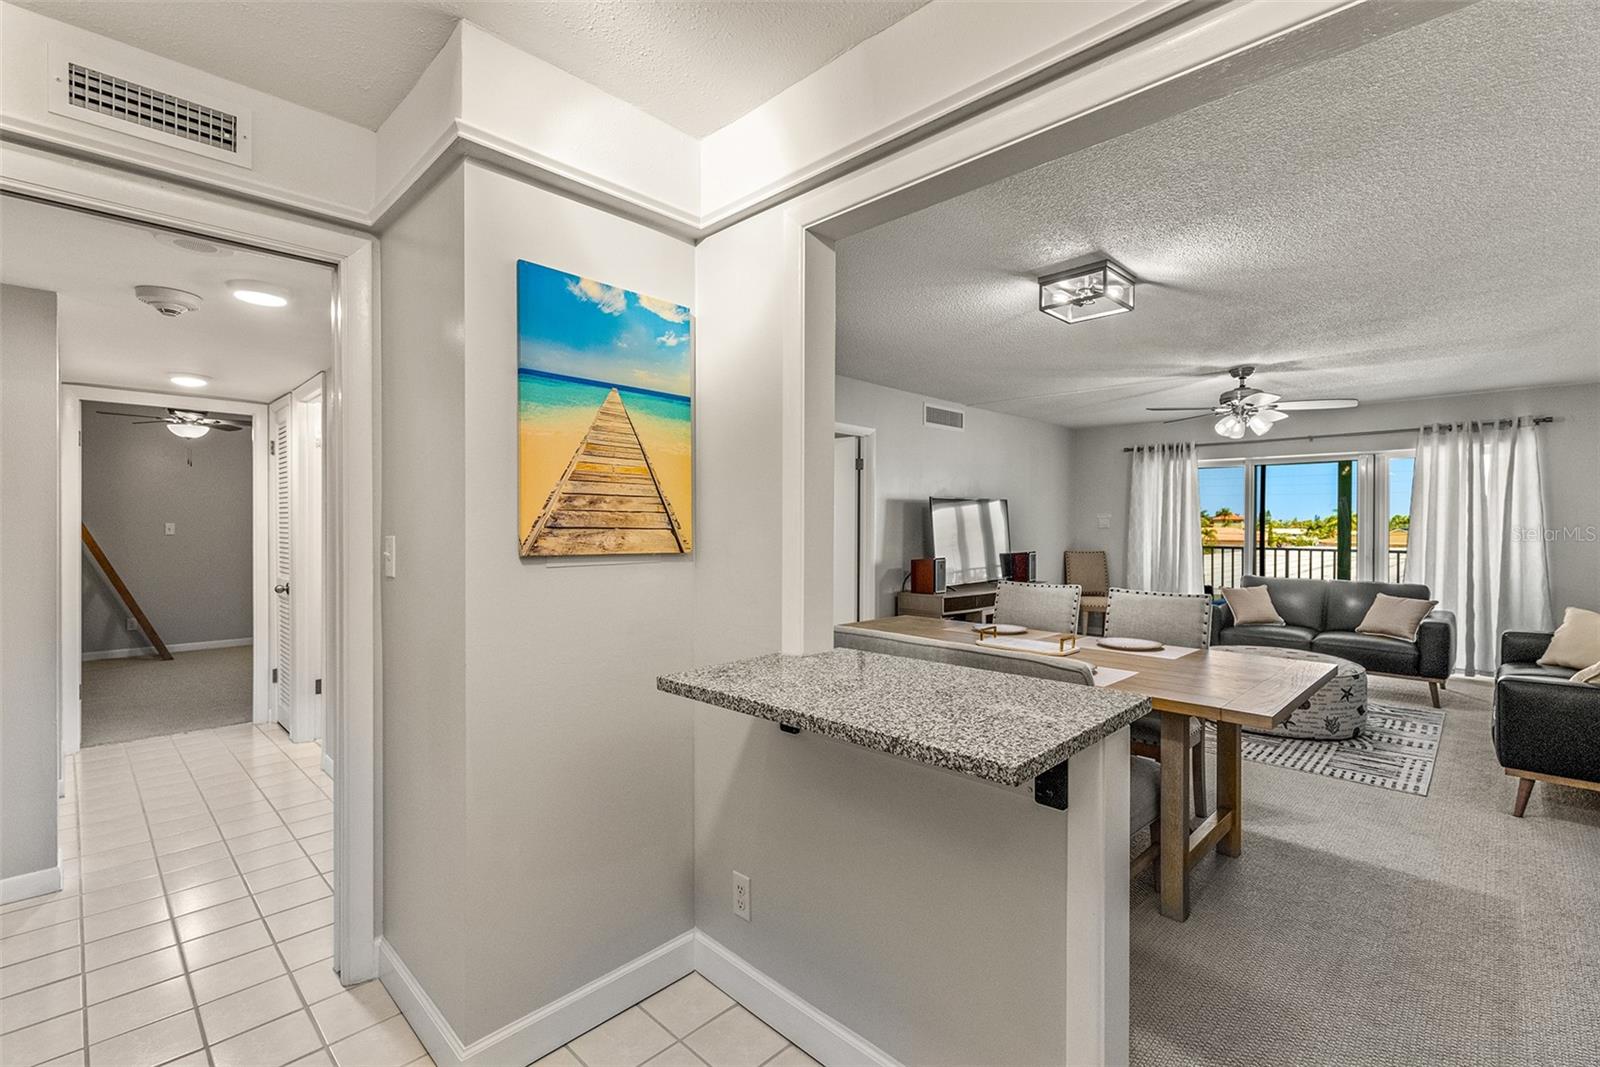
(1428, 680, 1441, 708)
(1512, 777, 1534, 818)
(1191, 738, 1210, 820)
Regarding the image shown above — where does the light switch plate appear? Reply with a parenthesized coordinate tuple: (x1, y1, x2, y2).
(165, 522, 176, 535)
(1096, 514, 1112, 529)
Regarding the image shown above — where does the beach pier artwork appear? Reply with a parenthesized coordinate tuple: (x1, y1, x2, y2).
(517, 261, 692, 557)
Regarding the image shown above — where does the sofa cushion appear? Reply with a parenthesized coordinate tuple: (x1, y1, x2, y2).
(1242, 576, 1326, 630)
(1324, 579, 1432, 633)
(1357, 592, 1439, 641)
(1312, 631, 1421, 674)
(1497, 660, 1577, 683)
(1219, 624, 1317, 650)
(1538, 607, 1600, 670)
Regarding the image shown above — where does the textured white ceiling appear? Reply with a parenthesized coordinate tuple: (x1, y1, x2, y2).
(836, 1, 1600, 428)
(14, 1, 925, 135)
(0, 196, 334, 402)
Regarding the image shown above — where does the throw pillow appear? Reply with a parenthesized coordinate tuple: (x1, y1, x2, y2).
(1540, 607, 1600, 670)
(1572, 660, 1600, 686)
(1223, 585, 1284, 626)
(1356, 592, 1438, 642)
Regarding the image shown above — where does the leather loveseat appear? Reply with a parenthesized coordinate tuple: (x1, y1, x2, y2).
(1212, 575, 1456, 706)
(1493, 630, 1600, 817)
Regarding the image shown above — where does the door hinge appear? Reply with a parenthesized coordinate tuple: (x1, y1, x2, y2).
(78, 430, 83, 446)
(314, 679, 322, 695)
(269, 439, 276, 455)
(855, 457, 864, 471)
(271, 667, 279, 684)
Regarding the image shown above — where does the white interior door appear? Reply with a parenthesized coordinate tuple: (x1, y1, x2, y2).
(834, 435, 861, 624)
(268, 395, 293, 729)
(290, 376, 326, 746)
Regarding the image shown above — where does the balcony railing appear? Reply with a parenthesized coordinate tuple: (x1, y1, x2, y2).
(1202, 544, 1408, 589)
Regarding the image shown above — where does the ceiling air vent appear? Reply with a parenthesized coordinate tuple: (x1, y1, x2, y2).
(923, 402, 965, 431)
(47, 49, 252, 168)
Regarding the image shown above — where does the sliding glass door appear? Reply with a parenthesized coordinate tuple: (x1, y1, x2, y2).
(1199, 452, 1411, 588)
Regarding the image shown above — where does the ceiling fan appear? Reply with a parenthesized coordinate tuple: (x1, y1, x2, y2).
(1147, 365, 1357, 439)
(97, 408, 248, 440)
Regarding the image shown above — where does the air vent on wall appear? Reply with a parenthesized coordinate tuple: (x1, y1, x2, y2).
(47, 48, 252, 168)
(923, 402, 965, 431)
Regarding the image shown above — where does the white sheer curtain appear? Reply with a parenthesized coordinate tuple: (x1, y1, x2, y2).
(1125, 442, 1203, 593)
(1408, 418, 1554, 675)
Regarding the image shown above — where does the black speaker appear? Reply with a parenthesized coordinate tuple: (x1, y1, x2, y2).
(911, 557, 947, 594)
(1003, 550, 1037, 582)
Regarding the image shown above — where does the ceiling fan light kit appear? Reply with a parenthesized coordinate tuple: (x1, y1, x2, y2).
(166, 422, 210, 439)
(1038, 258, 1135, 324)
(1149, 365, 1358, 439)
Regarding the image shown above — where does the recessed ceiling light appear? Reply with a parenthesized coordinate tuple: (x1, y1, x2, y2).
(227, 280, 289, 308)
(153, 231, 231, 257)
(169, 373, 209, 389)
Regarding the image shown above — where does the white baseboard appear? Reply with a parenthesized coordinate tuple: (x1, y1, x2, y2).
(321, 751, 335, 778)
(1, 865, 62, 905)
(82, 637, 251, 662)
(692, 931, 900, 1067)
(378, 929, 898, 1067)
(379, 931, 695, 1067)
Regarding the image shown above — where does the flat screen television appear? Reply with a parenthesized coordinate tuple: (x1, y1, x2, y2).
(928, 497, 1011, 586)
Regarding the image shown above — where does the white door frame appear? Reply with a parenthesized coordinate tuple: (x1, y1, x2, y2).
(267, 393, 293, 730)
(5, 141, 383, 983)
(61, 385, 270, 751)
(834, 423, 876, 621)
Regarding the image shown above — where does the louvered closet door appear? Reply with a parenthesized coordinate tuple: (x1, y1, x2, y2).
(268, 395, 293, 725)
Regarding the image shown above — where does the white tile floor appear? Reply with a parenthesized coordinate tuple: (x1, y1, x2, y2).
(536, 972, 819, 1067)
(0, 723, 430, 1067)
(3, 724, 816, 1067)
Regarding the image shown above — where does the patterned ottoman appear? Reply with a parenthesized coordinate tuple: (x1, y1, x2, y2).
(1238, 646, 1368, 740)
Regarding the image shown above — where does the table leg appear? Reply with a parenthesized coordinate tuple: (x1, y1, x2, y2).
(1158, 711, 1192, 921)
(1216, 721, 1243, 858)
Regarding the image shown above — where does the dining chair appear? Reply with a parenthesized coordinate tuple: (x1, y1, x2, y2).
(1064, 550, 1111, 635)
(1104, 588, 1215, 818)
(994, 579, 1081, 634)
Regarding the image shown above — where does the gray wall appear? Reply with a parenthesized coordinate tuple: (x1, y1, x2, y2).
(1066, 383, 1600, 612)
(836, 375, 1076, 617)
(81, 402, 252, 654)
(379, 164, 469, 1028)
(2, 284, 60, 884)
(379, 161, 697, 1045)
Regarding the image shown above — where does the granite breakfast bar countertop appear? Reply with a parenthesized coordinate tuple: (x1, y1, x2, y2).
(657, 648, 1151, 788)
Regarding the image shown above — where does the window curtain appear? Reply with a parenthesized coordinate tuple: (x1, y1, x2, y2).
(1126, 442, 1203, 593)
(1407, 418, 1554, 675)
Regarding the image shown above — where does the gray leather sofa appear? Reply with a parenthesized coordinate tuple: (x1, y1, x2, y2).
(1212, 575, 1456, 706)
(1493, 630, 1600, 817)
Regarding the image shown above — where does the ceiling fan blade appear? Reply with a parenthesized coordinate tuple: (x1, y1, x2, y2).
(130, 420, 171, 425)
(96, 410, 156, 418)
(211, 423, 245, 431)
(1162, 412, 1217, 425)
(1145, 406, 1221, 412)
(1248, 392, 1282, 406)
(1273, 398, 1359, 411)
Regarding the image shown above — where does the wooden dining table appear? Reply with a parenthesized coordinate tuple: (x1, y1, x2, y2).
(838, 615, 1336, 921)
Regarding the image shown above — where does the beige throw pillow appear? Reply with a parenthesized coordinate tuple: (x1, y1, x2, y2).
(1572, 660, 1600, 686)
(1223, 585, 1283, 626)
(1540, 607, 1600, 670)
(1356, 593, 1438, 642)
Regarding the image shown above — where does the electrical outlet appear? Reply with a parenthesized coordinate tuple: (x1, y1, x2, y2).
(165, 522, 176, 535)
(733, 871, 751, 922)
(126, 616, 138, 631)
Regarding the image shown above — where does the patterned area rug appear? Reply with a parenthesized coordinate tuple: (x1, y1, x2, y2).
(1238, 701, 1446, 796)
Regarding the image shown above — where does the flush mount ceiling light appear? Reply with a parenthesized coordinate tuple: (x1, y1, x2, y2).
(134, 285, 202, 318)
(169, 373, 209, 389)
(1039, 258, 1135, 324)
(166, 422, 210, 439)
(226, 280, 289, 308)
(1149, 366, 1357, 439)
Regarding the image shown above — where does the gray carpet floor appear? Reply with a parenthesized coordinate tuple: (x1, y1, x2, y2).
(1130, 675, 1600, 1066)
(81, 645, 253, 747)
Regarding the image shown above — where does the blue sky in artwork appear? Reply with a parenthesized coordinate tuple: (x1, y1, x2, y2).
(1199, 457, 1415, 521)
(517, 260, 691, 396)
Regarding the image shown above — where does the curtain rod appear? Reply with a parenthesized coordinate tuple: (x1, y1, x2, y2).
(1121, 416, 1553, 452)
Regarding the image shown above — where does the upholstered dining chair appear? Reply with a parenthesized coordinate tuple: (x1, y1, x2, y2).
(1104, 588, 1215, 818)
(994, 579, 1081, 634)
(1064, 550, 1111, 635)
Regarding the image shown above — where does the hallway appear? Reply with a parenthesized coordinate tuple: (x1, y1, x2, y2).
(1, 724, 426, 1066)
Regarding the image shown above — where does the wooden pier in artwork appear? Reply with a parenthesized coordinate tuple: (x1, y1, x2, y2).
(521, 388, 687, 556)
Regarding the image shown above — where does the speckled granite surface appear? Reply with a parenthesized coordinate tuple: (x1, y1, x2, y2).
(658, 649, 1151, 787)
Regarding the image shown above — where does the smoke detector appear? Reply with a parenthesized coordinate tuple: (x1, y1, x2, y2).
(134, 286, 202, 318)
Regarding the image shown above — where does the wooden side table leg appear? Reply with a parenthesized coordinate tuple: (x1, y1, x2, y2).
(1158, 711, 1192, 920)
(1217, 721, 1243, 857)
